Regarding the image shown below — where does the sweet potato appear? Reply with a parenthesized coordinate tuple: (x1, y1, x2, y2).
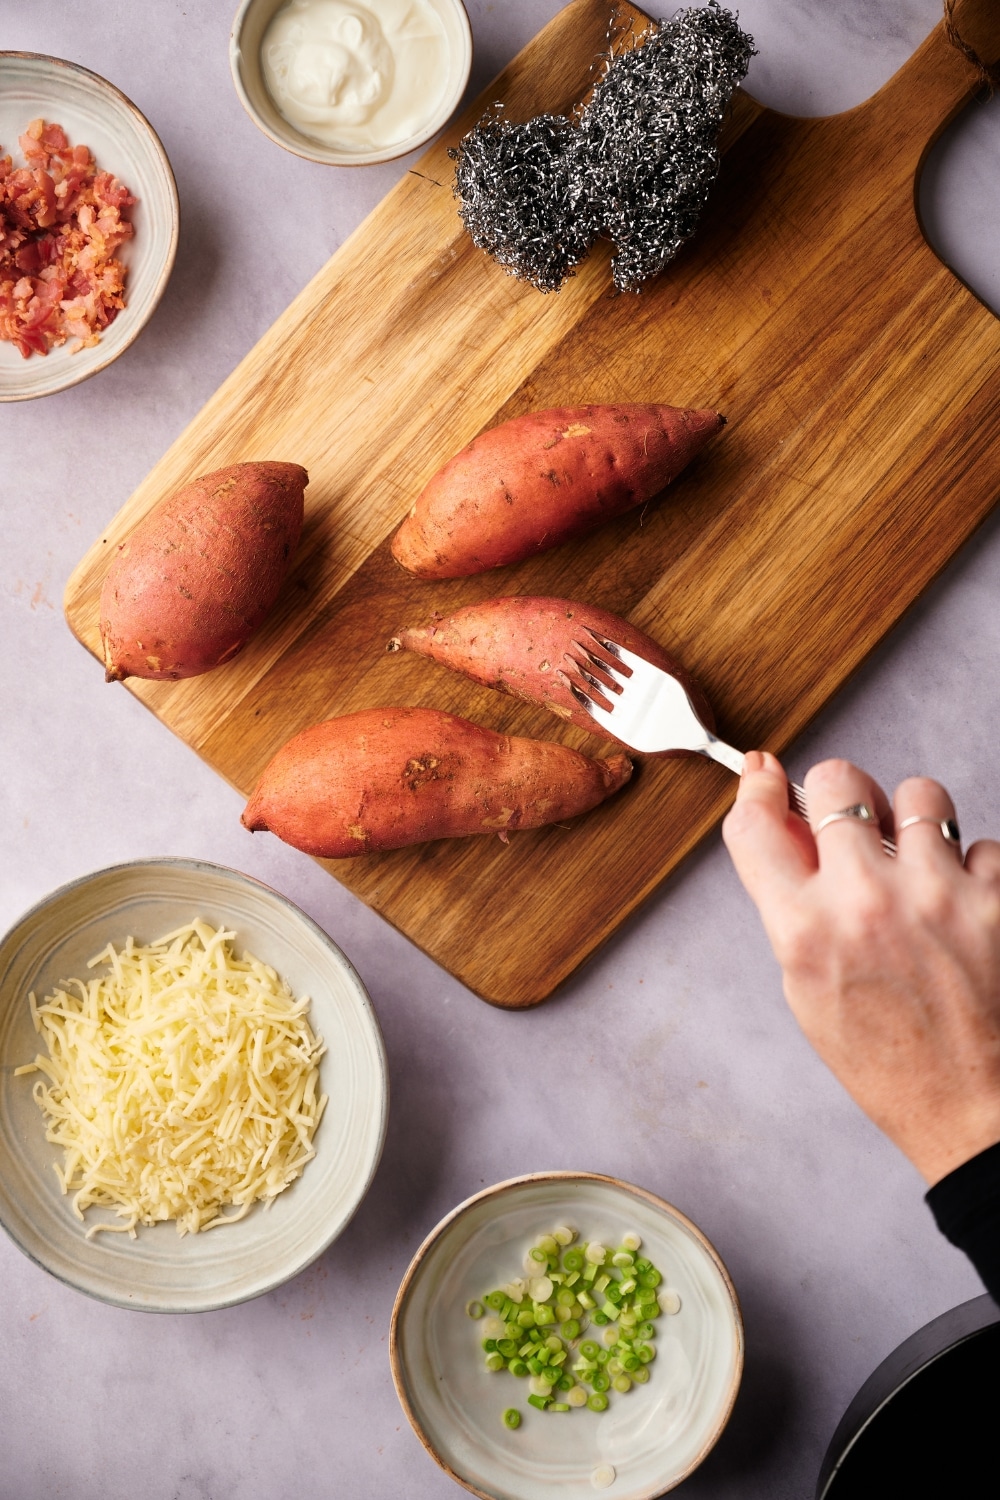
(391, 403, 724, 578)
(389, 596, 714, 754)
(99, 461, 307, 682)
(241, 707, 632, 857)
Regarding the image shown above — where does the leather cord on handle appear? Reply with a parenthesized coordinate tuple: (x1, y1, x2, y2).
(944, 0, 1000, 94)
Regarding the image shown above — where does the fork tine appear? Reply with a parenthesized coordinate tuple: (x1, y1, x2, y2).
(564, 653, 615, 698)
(566, 641, 625, 696)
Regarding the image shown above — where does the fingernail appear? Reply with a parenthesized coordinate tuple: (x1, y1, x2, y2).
(743, 750, 764, 775)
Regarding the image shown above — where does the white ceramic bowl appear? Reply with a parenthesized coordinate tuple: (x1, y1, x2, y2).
(0, 859, 388, 1312)
(391, 1173, 744, 1500)
(230, 0, 473, 166)
(0, 53, 179, 403)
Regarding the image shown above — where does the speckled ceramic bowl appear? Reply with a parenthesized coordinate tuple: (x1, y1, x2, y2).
(391, 1173, 743, 1500)
(230, 0, 473, 166)
(0, 859, 388, 1312)
(0, 52, 178, 402)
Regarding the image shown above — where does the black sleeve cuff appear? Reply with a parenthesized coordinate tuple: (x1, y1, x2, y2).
(926, 1140, 1000, 1303)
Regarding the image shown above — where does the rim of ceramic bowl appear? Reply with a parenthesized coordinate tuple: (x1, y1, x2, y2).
(0, 856, 389, 1312)
(228, 0, 474, 167)
(0, 51, 180, 403)
(389, 1170, 745, 1500)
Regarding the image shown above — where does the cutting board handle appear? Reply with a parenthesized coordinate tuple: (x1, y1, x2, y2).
(855, 0, 1000, 175)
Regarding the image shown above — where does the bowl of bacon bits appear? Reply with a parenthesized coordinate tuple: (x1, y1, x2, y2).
(0, 52, 178, 401)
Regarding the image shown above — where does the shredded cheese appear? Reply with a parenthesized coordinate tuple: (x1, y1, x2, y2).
(15, 920, 327, 1238)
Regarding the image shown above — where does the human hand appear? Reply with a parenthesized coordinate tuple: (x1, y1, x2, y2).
(722, 752, 1000, 1185)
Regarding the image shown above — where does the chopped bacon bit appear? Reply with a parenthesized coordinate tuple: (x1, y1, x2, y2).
(0, 118, 136, 359)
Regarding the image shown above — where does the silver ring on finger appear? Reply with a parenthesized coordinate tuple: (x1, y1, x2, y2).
(897, 815, 961, 849)
(814, 803, 880, 836)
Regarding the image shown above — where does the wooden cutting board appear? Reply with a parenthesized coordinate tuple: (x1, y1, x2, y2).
(65, 0, 1000, 1008)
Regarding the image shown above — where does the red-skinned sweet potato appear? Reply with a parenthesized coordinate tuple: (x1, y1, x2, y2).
(391, 403, 724, 578)
(241, 707, 632, 857)
(389, 596, 714, 755)
(100, 461, 307, 682)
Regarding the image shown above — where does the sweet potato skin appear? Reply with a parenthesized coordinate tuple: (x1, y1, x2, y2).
(390, 596, 715, 755)
(100, 461, 307, 682)
(391, 403, 724, 578)
(241, 707, 632, 857)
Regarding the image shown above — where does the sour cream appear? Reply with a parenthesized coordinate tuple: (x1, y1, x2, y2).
(261, 0, 453, 154)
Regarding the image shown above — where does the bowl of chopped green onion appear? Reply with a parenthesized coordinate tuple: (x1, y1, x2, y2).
(390, 1172, 743, 1499)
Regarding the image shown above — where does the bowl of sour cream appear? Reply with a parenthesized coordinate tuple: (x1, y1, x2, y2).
(230, 0, 472, 165)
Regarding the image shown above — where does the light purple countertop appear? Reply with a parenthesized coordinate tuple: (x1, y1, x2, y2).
(2, 3, 999, 1497)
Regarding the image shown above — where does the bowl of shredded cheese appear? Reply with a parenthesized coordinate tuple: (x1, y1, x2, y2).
(0, 858, 387, 1311)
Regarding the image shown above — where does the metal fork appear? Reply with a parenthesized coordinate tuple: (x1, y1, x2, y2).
(560, 630, 898, 857)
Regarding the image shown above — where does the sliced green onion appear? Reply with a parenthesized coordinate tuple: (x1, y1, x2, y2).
(587, 1392, 609, 1412)
(482, 1338, 498, 1353)
(591, 1372, 610, 1393)
(485, 1291, 506, 1311)
(618, 1278, 636, 1297)
(562, 1249, 584, 1272)
(636, 1321, 655, 1341)
(582, 1262, 599, 1284)
(498, 1339, 518, 1358)
(591, 1310, 609, 1326)
(638, 1268, 661, 1289)
(533, 1304, 555, 1326)
(529, 1247, 548, 1263)
(580, 1340, 601, 1360)
(486, 1353, 505, 1372)
(553, 1225, 576, 1246)
(644, 1302, 661, 1319)
(612, 1375, 632, 1393)
(622, 1353, 640, 1372)
(503, 1408, 521, 1429)
(594, 1273, 610, 1295)
(550, 1402, 570, 1412)
(632, 1365, 650, 1384)
(556, 1287, 576, 1307)
(466, 1300, 484, 1319)
(565, 1270, 581, 1288)
(557, 1373, 573, 1391)
(637, 1344, 655, 1364)
(621, 1232, 642, 1252)
(584, 1242, 607, 1266)
(529, 1276, 553, 1302)
(600, 1302, 618, 1322)
(576, 1290, 595, 1310)
(595, 1349, 610, 1365)
(561, 1319, 580, 1340)
(660, 1290, 681, 1315)
(612, 1252, 634, 1269)
(516, 1309, 535, 1328)
(566, 1385, 587, 1407)
(509, 1359, 529, 1377)
(527, 1394, 550, 1411)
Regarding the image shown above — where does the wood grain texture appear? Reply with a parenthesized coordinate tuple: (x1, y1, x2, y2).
(65, 0, 1000, 1007)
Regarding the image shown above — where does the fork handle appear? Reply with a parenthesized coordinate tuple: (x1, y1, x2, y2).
(701, 740, 898, 857)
